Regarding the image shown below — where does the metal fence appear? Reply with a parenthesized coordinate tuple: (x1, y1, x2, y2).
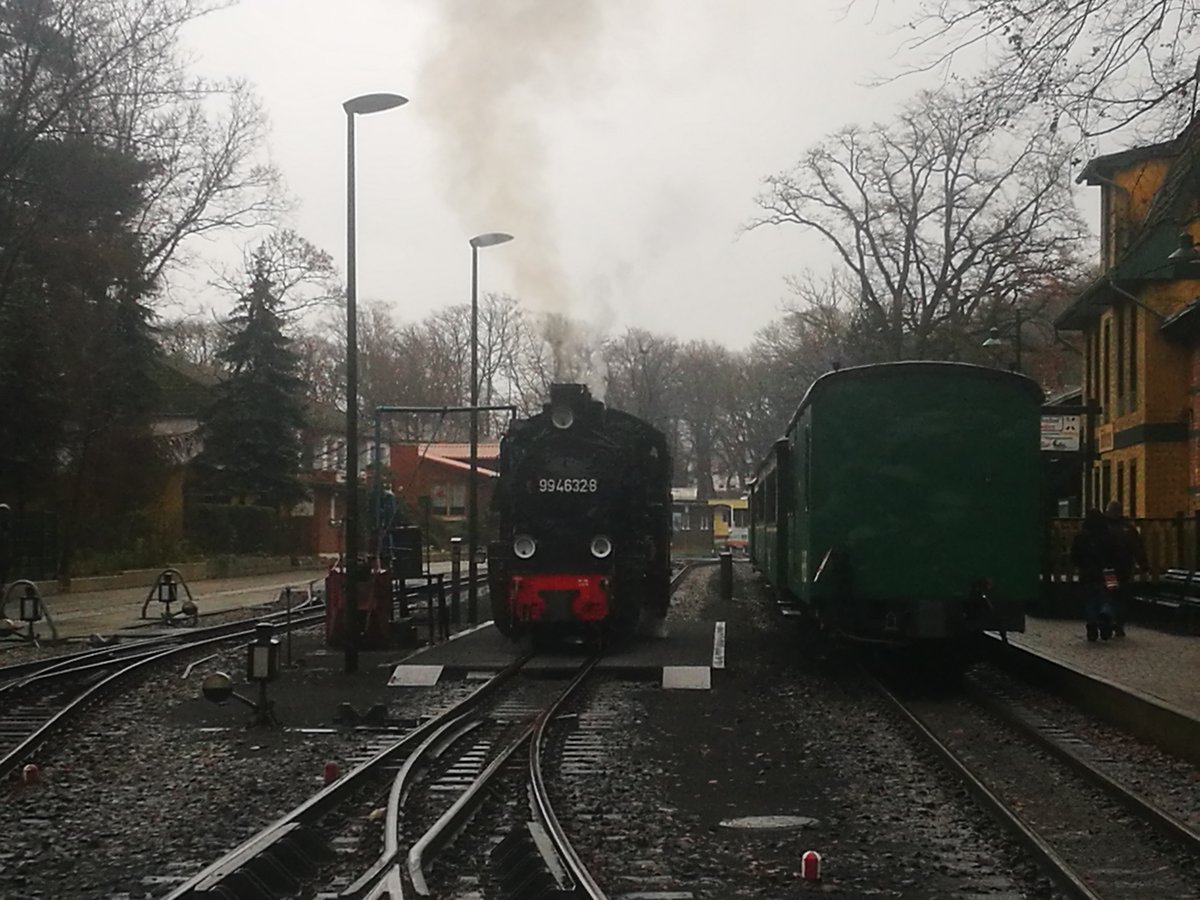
(1044, 515, 1200, 583)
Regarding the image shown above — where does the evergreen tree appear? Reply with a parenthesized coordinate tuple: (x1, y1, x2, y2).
(196, 256, 308, 510)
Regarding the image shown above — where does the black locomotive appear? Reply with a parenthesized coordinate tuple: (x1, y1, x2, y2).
(487, 383, 673, 641)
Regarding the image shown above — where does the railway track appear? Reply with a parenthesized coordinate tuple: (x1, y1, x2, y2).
(0, 610, 326, 779)
(161, 652, 539, 899)
(877, 674, 1200, 899)
(165, 565, 698, 899)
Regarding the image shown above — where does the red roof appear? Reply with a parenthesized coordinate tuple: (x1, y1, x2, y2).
(416, 442, 500, 460)
(423, 455, 499, 478)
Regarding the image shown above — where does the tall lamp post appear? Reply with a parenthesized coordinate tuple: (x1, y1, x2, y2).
(468, 232, 514, 625)
(343, 91, 407, 674)
(983, 306, 1023, 372)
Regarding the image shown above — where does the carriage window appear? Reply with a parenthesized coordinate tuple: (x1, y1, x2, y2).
(765, 470, 778, 524)
(804, 426, 811, 512)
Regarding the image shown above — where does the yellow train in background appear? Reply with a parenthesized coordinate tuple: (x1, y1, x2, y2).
(671, 492, 748, 557)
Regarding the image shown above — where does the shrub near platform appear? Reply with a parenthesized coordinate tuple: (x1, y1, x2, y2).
(185, 503, 299, 556)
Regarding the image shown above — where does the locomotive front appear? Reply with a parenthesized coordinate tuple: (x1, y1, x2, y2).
(488, 383, 671, 640)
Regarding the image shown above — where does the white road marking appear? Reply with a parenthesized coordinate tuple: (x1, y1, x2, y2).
(662, 666, 711, 690)
(712, 621, 726, 670)
(388, 665, 444, 686)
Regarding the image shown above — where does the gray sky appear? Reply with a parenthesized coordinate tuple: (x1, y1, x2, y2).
(178, 1, 944, 350)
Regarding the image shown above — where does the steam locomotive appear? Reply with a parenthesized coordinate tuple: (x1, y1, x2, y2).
(487, 383, 673, 642)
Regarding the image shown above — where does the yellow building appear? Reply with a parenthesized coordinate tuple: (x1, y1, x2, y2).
(709, 496, 749, 554)
(1056, 117, 1200, 517)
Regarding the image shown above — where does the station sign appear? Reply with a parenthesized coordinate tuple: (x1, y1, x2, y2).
(1041, 414, 1082, 452)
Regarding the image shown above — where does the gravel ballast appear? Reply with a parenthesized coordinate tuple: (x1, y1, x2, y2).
(2, 563, 1194, 897)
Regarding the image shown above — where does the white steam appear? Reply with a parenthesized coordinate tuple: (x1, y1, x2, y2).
(418, 1, 619, 313)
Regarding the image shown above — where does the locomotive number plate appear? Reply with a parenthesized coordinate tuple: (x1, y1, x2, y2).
(538, 477, 598, 493)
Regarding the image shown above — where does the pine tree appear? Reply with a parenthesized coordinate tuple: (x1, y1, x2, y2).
(196, 257, 308, 510)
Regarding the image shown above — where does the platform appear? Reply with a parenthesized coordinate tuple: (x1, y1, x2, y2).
(387, 618, 727, 689)
(1006, 616, 1200, 719)
(2, 569, 330, 641)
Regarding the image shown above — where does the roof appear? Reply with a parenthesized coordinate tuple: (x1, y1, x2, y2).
(1159, 298, 1200, 343)
(412, 442, 501, 461)
(421, 454, 499, 478)
(786, 361, 1043, 433)
(1059, 116, 1200, 330)
(1141, 115, 1200, 232)
(150, 358, 217, 417)
(1044, 386, 1083, 406)
(1077, 137, 1179, 184)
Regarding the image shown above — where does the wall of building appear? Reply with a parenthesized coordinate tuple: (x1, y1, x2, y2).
(1104, 159, 1173, 266)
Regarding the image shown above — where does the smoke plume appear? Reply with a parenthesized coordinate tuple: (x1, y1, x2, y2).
(418, 1, 615, 314)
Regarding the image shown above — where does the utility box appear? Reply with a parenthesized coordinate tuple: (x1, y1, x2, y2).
(389, 525, 424, 580)
(325, 560, 393, 649)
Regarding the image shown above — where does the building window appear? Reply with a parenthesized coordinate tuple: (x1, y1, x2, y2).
(1116, 305, 1125, 409)
(1102, 319, 1112, 421)
(1102, 461, 1112, 507)
(1116, 461, 1125, 508)
(1128, 304, 1138, 411)
(1129, 460, 1138, 518)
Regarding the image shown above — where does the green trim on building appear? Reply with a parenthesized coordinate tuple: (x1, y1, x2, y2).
(1112, 422, 1189, 449)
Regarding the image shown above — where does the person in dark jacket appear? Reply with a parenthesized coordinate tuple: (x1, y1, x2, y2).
(1071, 507, 1118, 642)
(1105, 500, 1146, 637)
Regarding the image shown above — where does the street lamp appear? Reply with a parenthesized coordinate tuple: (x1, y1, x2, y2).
(343, 91, 407, 674)
(1167, 231, 1200, 273)
(983, 306, 1023, 372)
(468, 231, 514, 625)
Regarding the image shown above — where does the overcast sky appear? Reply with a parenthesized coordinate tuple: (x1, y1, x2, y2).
(176, 1, 961, 350)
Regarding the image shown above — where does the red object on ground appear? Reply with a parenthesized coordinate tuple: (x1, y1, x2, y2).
(323, 761, 339, 785)
(22, 764, 38, 784)
(801, 850, 822, 881)
(324, 564, 393, 649)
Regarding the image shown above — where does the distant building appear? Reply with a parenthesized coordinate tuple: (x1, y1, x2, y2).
(1055, 116, 1200, 517)
(386, 442, 501, 523)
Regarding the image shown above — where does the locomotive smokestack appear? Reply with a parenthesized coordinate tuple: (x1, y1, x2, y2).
(549, 383, 591, 408)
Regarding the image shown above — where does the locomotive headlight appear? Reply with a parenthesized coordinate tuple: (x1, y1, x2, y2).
(513, 534, 537, 559)
(590, 534, 613, 559)
(551, 404, 574, 429)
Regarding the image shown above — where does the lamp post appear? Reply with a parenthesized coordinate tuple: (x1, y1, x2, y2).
(468, 232, 514, 625)
(343, 91, 407, 674)
(983, 306, 1023, 372)
(1167, 231, 1200, 275)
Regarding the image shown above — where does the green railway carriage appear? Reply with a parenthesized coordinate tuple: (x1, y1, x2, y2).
(749, 439, 789, 587)
(752, 361, 1042, 643)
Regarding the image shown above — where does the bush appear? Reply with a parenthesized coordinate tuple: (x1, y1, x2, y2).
(185, 503, 295, 556)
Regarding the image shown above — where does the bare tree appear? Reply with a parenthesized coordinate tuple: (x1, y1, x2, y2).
(511, 312, 606, 414)
(159, 315, 227, 368)
(601, 328, 680, 431)
(715, 353, 787, 488)
(127, 82, 284, 286)
(674, 341, 733, 501)
(215, 229, 341, 320)
(749, 86, 1087, 362)
(0, 0, 282, 288)
(890, 0, 1200, 137)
